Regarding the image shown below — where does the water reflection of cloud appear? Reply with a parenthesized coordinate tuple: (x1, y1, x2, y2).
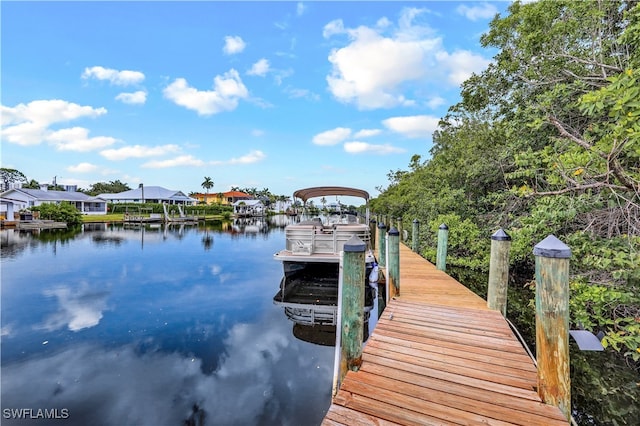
(1, 324, 14, 337)
(3, 309, 334, 425)
(37, 285, 110, 332)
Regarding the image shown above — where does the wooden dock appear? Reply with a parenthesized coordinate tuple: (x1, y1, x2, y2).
(323, 244, 568, 425)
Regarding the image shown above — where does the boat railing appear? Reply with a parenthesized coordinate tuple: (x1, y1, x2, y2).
(285, 224, 370, 256)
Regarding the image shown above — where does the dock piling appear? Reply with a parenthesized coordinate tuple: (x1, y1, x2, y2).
(369, 219, 377, 251)
(377, 222, 387, 267)
(412, 219, 420, 253)
(534, 234, 571, 421)
(436, 223, 448, 271)
(487, 229, 511, 316)
(335, 235, 366, 393)
(387, 226, 400, 297)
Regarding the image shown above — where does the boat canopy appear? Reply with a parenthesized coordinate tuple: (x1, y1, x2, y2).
(293, 186, 369, 203)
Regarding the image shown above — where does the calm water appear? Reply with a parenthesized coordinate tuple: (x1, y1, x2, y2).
(1, 218, 336, 426)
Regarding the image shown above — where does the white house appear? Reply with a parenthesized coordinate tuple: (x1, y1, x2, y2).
(98, 186, 197, 205)
(270, 199, 293, 213)
(0, 188, 108, 218)
(233, 199, 265, 217)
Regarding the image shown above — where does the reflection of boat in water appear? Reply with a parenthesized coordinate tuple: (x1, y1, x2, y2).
(231, 217, 269, 233)
(273, 263, 374, 345)
(292, 324, 336, 346)
(273, 186, 375, 277)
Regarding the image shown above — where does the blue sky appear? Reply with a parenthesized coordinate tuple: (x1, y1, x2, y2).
(1, 1, 508, 199)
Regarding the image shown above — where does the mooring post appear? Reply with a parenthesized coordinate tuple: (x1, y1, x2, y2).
(412, 219, 420, 253)
(396, 218, 403, 242)
(487, 229, 512, 316)
(377, 222, 387, 268)
(336, 235, 366, 391)
(387, 227, 400, 297)
(369, 219, 377, 251)
(436, 223, 448, 271)
(534, 234, 571, 421)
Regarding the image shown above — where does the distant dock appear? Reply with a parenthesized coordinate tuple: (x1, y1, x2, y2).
(2, 220, 67, 230)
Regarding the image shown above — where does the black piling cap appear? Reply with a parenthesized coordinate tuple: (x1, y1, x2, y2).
(378, 222, 387, 229)
(533, 234, 571, 258)
(344, 235, 366, 252)
(397, 217, 402, 222)
(439, 223, 448, 230)
(491, 228, 511, 241)
(413, 219, 420, 224)
(388, 227, 400, 236)
(369, 219, 377, 224)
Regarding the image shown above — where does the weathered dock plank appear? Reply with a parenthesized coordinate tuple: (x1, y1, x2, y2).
(323, 243, 568, 425)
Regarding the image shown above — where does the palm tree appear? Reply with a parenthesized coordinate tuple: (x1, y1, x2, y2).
(201, 177, 214, 204)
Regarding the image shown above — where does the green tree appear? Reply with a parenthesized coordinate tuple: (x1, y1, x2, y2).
(0, 168, 27, 190)
(201, 176, 214, 204)
(373, 0, 640, 371)
(31, 202, 82, 225)
(85, 180, 131, 196)
(23, 179, 41, 189)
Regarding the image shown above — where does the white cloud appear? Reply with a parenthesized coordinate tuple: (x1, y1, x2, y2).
(137, 149, 266, 169)
(456, 3, 498, 21)
(66, 162, 98, 173)
(142, 155, 206, 169)
(324, 8, 493, 109)
(212, 150, 266, 166)
(39, 286, 109, 332)
(344, 141, 405, 154)
(1, 100, 107, 146)
(115, 91, 147, 105)
(436, 50, 491, 86)
(312, 127, 351, 146)
(353, 128, 382, 138)
(228, 150, 266, 165)
(251, 129, 265, 137)
(427, 96, 446, 109)
(382, 115, 440, 138)
(296, 2, 306, 16)
(82, 66, 145, 86)
(163, 70, 248, 116)
(47, 127, 118, 152)
(284, 87, 320, 101)
(322, 19, 345, 38)
(325, 9, 441, 109)
(247, 59, 270, 77)
(223, 35, 246, 55)
(100, 144, 181, 161)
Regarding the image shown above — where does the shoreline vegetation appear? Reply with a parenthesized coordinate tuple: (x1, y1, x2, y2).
(370, 2, 639, 423)
(80, 213, 228, 223)
(82, 213, 229, 223)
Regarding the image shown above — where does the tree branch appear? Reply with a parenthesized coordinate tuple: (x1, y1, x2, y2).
(548, 116, 639, 192)
(551, 53, 624, 73)
(525, 181, 630, 197)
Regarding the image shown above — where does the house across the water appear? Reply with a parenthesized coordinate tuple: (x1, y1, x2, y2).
(98, 186, 197, 205)
(191, 190, 253, 206)
(233, 199, 265, 217)
(0, 187, 108, 220)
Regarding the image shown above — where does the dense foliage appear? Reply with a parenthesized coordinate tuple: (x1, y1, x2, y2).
(31, 202, 83, 225)
(108, 202, 233, 217)
(372, 0, 639, 368)
(0, 168, 27, 189)
(82, 180, 131, 196)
